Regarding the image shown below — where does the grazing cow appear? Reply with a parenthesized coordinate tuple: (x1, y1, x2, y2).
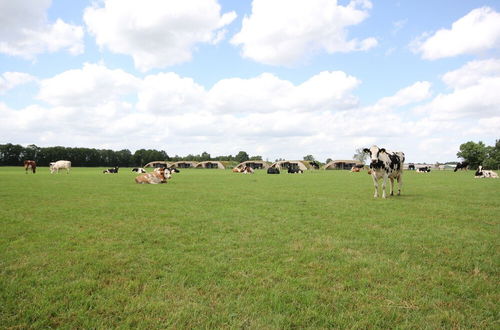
(474, 166, 499, 179)
(24, 160, 36, 174)
(351, 166, 361, 172)
(103, 167, 119, 174)
(288, 168, 303, 174)
(408, 163, 415, 170)
(267, 167, 280, 174)
(132, 168, 146, 173)
(417, 166, 431, 173)
(49, 160, 71, 174)
(363, 145, 405, 198)
(135, 167, 170, 184)
(454, 161, 469, 172)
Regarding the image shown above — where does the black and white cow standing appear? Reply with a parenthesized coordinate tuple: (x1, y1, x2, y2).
(363, 145, 405, 198)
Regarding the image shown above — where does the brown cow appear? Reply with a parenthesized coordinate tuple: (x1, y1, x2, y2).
(350, 166, 360, 172)
(24, 160, 36, 174)
(135, 167, 170, 184)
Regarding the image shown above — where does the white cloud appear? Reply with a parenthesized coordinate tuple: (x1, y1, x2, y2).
(231, 0, 377, 66)
(37, 63, 140, 107)
(412, 7, 500, 60)
(414, 59, 500, 120)
(0, 72, 37, 94)
(3, 63, 496, 163)
(84, 0, 236, 71)
(0, 0, 84, 59)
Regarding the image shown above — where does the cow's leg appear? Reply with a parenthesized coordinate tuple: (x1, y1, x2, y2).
(381, 174, 388, 198)
(397, 174, 403, 195)
(372, 175, 379, 198)
(389, 177, 395, 196)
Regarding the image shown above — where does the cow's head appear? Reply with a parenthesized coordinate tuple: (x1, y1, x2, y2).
(363, 146, 386, 166)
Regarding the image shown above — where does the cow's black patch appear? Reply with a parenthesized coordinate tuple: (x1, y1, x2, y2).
(388, 154, 400, 170)
(370, 160, 384, 169)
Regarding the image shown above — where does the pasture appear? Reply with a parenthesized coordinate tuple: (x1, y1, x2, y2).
(1, 167, 499, 328)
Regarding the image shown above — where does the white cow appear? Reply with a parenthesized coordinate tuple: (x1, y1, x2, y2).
(474, 166, 499, 179)
(50, 160, 71, 174)
(363, 145, 405, 198)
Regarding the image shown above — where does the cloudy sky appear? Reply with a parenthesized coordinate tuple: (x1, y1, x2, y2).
(1, 0, 499, 163)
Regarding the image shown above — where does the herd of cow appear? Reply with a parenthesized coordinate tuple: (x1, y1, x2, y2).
(22, 145, 498, 197)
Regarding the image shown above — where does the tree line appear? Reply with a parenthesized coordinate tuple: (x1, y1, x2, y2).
(0, 144, 262, 167)
(457, 139, 500, 170)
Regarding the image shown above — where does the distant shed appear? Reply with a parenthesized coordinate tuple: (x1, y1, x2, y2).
(196, 161, 226, 169)
(271, 160, 309, 171)
(170, 161, 198, 169)
(144, 161, 171, 168)
(235, 160, 270, 170)
(324, 160, 364, 170)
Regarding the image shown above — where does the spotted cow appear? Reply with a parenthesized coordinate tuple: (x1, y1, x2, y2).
(363, 145, 405, 198)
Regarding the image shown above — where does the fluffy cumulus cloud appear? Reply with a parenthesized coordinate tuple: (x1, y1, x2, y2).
(0, 72, 37, 94)
(231, 0, 377, 66)
(3, 61, 498, 163)
(84, 0, 237, 71)
(413, 7, 500, 60)
(414, 59, 500, 120)
(0, 0, 83, 59)
(37, 63, 140, 107)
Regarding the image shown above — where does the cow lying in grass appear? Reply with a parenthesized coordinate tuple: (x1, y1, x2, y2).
(474, 166, 499, 179)
(103, 167, 119, 173)
(135, 168, 171, 184)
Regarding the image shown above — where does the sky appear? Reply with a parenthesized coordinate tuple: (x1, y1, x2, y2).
(1, 0, 500, 163)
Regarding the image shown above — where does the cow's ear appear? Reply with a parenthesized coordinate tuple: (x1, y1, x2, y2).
(380, 148, 386, 153)
(363, 148, 370, 153)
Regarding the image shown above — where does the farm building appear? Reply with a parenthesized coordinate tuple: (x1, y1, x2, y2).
(144, 161, 171, 168)
(271, 160, 309, 171)
(324, 160, 364, 170)
(170, 161, 198, 169)
(234, 160, 270, 170)
(196, 161, 225, 169)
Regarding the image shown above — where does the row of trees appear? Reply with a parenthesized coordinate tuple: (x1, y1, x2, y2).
(0, 144, 263, 167)
(457, 140, 500, 169)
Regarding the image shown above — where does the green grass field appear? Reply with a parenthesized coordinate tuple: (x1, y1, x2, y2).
(1, 167, 499, 328)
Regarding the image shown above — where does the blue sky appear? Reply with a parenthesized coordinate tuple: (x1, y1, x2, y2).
(1, 0, 500, 163)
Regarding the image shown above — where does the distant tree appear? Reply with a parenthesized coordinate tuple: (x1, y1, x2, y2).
(325, 158, 332, 164)
(483, 139, 500, 169)
(235, 151, 249, 163)
(457, 141, 487, 169)
(249, 155, 263, 161)
(303, 155, 315, 161)
(200, 151, 211, 161)
(353, 148, 368, 163)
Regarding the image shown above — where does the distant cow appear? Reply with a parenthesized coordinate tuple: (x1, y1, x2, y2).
(168, 167, 180, 173)
(417, 166, 431, 173)
(363, 145, 405, 198)
(408, 163, 415, 170)
(267, 167, 280, 174)
(454, 161, 469, 172)
(24, 160, 36, 174)
(350, 166, 361, 172)
(242, 166, 254, 174)
(103, 167, 119, 174)
(135, 167, 170, 184)
(232, 167, 242, 173)
(132, 168, 146, 173)
(49, 160, 71, 174)
(288, 168, 303, 174)
(474, 166, 499, 179)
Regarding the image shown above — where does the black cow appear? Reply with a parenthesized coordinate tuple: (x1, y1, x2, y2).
(417, 166, 431, 173)
(454, 161, 469, 172)
(103, 167, 119, 174)
(288, 168, 303, 174)
(267, 167, 280, 174)
(168, 167, 180, 173)
(132, 167, 146, 173)
(408, 163, 415, 170)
